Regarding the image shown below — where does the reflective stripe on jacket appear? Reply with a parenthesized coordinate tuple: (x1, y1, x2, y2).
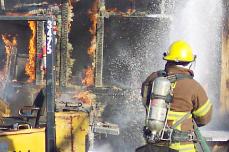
(170, 142, 196, 152)
(167, 110, 195, 152)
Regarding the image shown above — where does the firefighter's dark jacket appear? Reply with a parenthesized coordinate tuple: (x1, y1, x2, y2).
(141, 64, 213, 130)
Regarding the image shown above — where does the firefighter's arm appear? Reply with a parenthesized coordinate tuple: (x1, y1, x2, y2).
(141, 72, 158, 106)
(192, 84, 213, 127)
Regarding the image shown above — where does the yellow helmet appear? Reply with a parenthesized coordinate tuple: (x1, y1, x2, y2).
(163, 40, 196, 62)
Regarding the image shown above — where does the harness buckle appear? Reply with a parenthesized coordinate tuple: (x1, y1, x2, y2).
(188, 132, 194, 141)
(171, 129, 196, 142)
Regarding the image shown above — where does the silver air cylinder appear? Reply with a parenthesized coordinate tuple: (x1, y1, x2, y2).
(147, 77, 171, 133)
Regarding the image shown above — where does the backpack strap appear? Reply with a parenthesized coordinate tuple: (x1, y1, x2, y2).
(157, 70, 193, 83)
(167, 73, 193, 83)
(157, 70, 167, 77)
(155, 70, 193, 103)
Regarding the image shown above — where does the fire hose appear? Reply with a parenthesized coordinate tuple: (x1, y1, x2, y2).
(193, 120, 211, 152)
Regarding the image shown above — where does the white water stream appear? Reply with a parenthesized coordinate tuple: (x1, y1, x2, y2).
(170, 0, 223, 130)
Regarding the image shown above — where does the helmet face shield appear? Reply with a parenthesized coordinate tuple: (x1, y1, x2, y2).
(163, 40, 196, 62)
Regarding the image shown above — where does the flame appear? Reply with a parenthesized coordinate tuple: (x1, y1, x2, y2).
(88, 1, 98, 45)
(82, 66, 95, 86)
(81, 0, 99, 87)
(25, 21, 36, 83)
(73, 91, 95, 105)
(1, 35, 17, 83)
(106, 7, 136, 16)
(68, 0, 74, 30)
(88, 36, 96, 57)
(1, 35, 17, 55)
(88, 0, 98, 57)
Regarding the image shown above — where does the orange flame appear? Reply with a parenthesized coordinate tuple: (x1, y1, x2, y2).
(82, 66, 95, 86)
(68, 0, 74, 30)
(73, 91, 95, 105)
(1, 35, 17, 82)
(88, 0, 98, 57)
(88, 36, 96, 57)
(1, 35, 17, 55)
(81, 0, 99, 87)
(25, 21, 36, 83)
(106, 7, 136, 16)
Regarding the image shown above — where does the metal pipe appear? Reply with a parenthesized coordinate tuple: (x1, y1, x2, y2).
(59, 1, 69, 87)
(95, 0, 105, 87)
(0, 15, 51, 21)
(46, 18, 56, 152)
(36, 21, 44, 85)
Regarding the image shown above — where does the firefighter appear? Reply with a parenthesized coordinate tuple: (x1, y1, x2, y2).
(137, 40, 213, 152)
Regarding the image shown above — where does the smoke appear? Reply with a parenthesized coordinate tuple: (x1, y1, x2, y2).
(99, 0, 225, 151)
(170, 0, 223, 80)
(101, 16, 170, 151)
(170, 0, 224, 130)
(93, 143, 114, 152)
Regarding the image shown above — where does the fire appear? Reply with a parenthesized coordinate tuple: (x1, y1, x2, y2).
(88, 36, 96, 57)
(88, 0, 98, 57)
(88, 0, 98, 35)
(106, 8, 121, 15)
(82, 4, 136, 87)
(25, 21, 36, 83)
(106, 7, 136, 16)
(68, 0, 74, 30)
(81, 0, 99, 87)
(82, 66, 94, 86)
(1, 35, 17, 55)
(1, 35, 17, 77)
(73, 91, 95, 105)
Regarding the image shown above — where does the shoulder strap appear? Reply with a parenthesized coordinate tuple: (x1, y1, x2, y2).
(175, 74, 193, 80)
(167, 73, 193, 83)
(157, 70, 167, 77)
(157, 70, 193, 83)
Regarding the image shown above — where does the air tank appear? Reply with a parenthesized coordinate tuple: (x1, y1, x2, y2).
(146, 77, 171, 133)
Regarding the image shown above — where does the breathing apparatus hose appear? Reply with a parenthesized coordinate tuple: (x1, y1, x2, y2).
(193, 121, 211, 152)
